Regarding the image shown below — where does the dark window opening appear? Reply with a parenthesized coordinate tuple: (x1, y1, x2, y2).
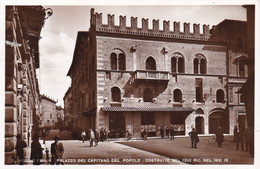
(195, 78, 203, 102)
(146, 57, 156, 70)
(173, 89, 182, 102)
(118, 53, 126, 70)
(216, 89, 225, 103)
(143, 88, 153, 102)
(111, 53, 117, 70)
(194, 58, 199, 73)
(239, 62, 245, 77)
(178, 57, 184, 73)
(111, 87, 121, 102)
(200, 59, 206, 74)
(171, 57, 177, 73)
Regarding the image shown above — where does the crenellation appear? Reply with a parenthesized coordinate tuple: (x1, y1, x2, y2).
(108, 14, 115, 27)
(174, 21, 180, 33)
(153, 19, 159, 31)
(203, 24, 210, 35)
(119, 15, 126, 28)
(163, 20, 170, 32)
(131, 17, 137, 29)
(142, 18, 149, 31)
(92, 9, 223, 42)
(184, 22, 190, 34)
(193, 24, 200, 34)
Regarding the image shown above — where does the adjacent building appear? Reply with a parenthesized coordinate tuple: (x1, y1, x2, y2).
(5, 6, 50, 164)
(40, 94, 58, 128)
(64, 8, 250, 138)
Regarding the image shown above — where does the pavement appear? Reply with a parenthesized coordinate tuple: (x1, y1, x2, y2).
(20, 129, 254, 165)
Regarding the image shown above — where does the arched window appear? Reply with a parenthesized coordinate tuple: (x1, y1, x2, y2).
(111, 87, 121, 102)
(110, 53, 117, 70)
(146, 57, 156, 70)
(237, 37, 243, 49)
(194, 58, 199, 73)
(119, 53, 126, 70)
(178, 57, 184, 73)
(173, 89, 182, 102)
(194, 54, 207, 74)
(216, 89, 225, 103)
(110, 49, 126, 71)
(171, 57, 177, 73)
(143, 88, 153, 102)
(200, 58, 206, 74)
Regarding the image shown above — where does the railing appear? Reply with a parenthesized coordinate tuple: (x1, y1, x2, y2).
(133, 70, 170, 81)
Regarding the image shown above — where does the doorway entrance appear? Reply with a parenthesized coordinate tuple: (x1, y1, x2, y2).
(195, 116, 204, 134)
(109, 112, 125, 138)
(209, 111, 229, 134)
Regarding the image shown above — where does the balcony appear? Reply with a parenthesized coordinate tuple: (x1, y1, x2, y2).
(132, 70, 170, 82)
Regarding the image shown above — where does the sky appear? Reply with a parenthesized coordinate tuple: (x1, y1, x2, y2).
(38, 5, 247, 106)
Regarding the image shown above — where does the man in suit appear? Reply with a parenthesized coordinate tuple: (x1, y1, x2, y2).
(51, 136, 64, 165)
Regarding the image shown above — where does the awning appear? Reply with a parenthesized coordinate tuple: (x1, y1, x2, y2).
(101, 107, 194, 113)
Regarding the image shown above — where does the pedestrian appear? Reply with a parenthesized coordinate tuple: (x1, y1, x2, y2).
(159, 126, 164, 139)
(107, 129, 110, 142)
(100, 127, 104, 142)
(126, 128, 132, 141)
(188, 128, 199, 148)
(81, 130, 86, 143)
(234, 126, 238, 142)
(165, 126, 169, 139)
(236, 131, 244, 151)
(15, 134, 27, 165)
(30, 134, 43, 165)
(51, 136, 64, 165)
(94, 129, 99, 146)
(215, 127, 224, 147)
(170, 126, 175, 140)
(143, 129, 148, 140)
(89, 129, 95, 147)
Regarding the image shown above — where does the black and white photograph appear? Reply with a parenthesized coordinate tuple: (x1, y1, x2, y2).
(1, 0, 259, 168)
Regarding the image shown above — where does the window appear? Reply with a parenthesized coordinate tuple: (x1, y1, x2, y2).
(239, 62, 245, 77)
(143, 88, 153, 102)
(110, 49, 126, 71)
(171, 53, 185, 73)
(111, 87, 121, 102)
(228, 86, 233, 103)
(194, 58, 199, 73)
(110, 53, 117, 70)
(173, 89, 182, 102)
(146, 57, 156, 70)
(195, 78, 203, 102)
(216, 89, 225, 103)
(171, 57, 177, 73)
(194, 54, 207, 74)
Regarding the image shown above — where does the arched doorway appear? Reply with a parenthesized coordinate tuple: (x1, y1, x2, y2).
(195, 117, 204, 134)
(209, 111, 229, 134)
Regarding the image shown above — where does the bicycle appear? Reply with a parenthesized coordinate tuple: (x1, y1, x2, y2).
(208, 135, 226, 145)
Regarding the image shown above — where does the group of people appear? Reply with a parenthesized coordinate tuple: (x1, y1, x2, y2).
(81, 127, 110, 147)
(158, 126, 176, 140)
(234, 126, 254, 155)
(15, 133, 64, 165)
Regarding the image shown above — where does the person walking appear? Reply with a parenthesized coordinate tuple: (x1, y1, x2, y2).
(100, 127, 104, 142)
(89, 129, 95, 147)
(170, 126, 175, 140)
(42, 128, 46, 144)
(159, 126, 164, 139)
(215, 127, 224, 147)
(30, 134, 43, 165)
(81, 130, 86, 143)
(51, 136, 64, 165)
(126, 128, 132, 141)
(165, 126, 169, 139)
(188, 128, 199, 148)
(94, 129, 99, 146)
(15, 134, 27, 165)
(233, 126, 238, 142)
